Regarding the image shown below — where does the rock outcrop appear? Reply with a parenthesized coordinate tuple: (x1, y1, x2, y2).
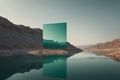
(0, 16, 82, 53)
(87, 38, 120, 61)
(93, 39, 120, 49)
(0, 16, 42, 50)
(67, 42, 82, 53)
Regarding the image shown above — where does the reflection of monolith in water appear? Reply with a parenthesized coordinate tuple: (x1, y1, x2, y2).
(43, 56, 67, 78)
(42, 23, 67, 78)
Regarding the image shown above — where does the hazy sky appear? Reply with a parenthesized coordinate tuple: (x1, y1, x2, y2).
(0, 0, 120, 46)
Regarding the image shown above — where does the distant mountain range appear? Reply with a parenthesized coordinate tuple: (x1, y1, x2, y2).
(0, 16, 82, 53)
(88, 38, 120, 49)
(87, 38, 120, 61)
(77, 44, 94, 49)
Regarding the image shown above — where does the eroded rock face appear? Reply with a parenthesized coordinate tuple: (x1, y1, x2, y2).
(87, 38, 120, 61)
(0, 16, 82, 53)
(92, 39, 120, 49)
(67, 42, 83, 53)
(0, 16, 42, 50)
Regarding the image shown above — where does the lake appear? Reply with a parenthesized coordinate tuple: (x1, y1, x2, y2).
(0, 51, 120, 80)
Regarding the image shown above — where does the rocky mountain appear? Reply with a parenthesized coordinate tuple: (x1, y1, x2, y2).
(0, 16, 42, 50)
(67, 42, 82, 53)
(0, 16, 82, 53)
(87, 38, 120, 61)
(89, 39, 120, 49)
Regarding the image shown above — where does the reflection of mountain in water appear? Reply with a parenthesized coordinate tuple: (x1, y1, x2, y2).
(0, 53, 42, 80)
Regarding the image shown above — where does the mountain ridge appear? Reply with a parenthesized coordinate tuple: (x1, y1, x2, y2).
(0, 16, 82, 54)
(87, 38, 120, 61)
(0, 16, 43, 50)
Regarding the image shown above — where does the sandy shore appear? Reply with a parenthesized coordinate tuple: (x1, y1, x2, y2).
(0, 49, 69, 57)
(28, 49, 68, 55)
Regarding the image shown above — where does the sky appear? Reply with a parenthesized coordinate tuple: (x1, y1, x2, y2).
(0, 0, 120, 46)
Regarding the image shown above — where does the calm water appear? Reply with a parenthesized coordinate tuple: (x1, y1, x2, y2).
(0, 51, 120, 80)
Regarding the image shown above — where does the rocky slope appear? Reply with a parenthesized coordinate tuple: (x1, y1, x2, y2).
(0, 16, 42, 50)
(87, 38, 120, 61)
(67, 42, 82, 53)
(0, 16, 82, 54)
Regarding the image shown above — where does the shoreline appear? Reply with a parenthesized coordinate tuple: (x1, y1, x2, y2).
(86, 48, 120, 61)
(28, 49, 68, 55)
(0, 49, 82, 57)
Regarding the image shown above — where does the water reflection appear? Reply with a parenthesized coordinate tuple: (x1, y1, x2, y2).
(1, 51, 120, 80)
(67, 51, 120, 80)
(43, 56, 67, 78)
(0, 54, 42, 80)
(0, 52, 68, 80)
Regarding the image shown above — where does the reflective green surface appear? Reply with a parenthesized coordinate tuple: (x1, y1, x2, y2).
(43, 56, 67, 78)
(43, 23, 67, 49)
